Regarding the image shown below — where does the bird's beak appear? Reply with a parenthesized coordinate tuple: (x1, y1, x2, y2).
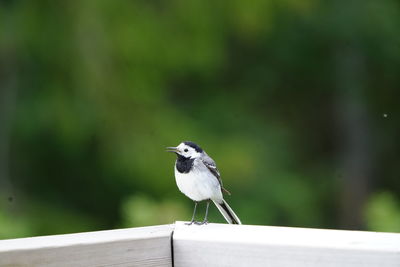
(166, 147, 179, 153)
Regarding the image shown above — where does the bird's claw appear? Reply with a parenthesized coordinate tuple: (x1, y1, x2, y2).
(186, 220, 208, 225)
(194, 220, 208, 225)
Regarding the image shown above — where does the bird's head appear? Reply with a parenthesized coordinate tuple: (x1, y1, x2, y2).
(166, 141, 203, 159)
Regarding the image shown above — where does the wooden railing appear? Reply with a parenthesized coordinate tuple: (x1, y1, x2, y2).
(1, 222, 399, 266)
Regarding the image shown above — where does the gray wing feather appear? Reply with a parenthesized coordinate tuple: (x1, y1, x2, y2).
(202, 153, 232, 195)
(201, 153, 224, 187)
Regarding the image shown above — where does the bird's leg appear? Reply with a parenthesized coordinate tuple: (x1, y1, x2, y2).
(196, 200, 210, 225)
(186, 201, 198, 225)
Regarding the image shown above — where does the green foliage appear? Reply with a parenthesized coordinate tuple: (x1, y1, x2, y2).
(120, 194, 189, 227)
(1, 0, 399, 239)
(0, 195, 99, 239)
(365, 192, 400, 232)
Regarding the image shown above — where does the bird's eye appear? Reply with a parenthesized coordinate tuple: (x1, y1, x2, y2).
(184, 149, 188, 152)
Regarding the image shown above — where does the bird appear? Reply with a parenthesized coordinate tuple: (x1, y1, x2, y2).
(166, 141, 241, 225)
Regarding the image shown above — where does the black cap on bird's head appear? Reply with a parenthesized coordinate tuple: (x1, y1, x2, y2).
(166, 141, 203, 158)
(183, 141, 203, 153)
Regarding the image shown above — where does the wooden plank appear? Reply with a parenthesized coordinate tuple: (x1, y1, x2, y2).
(173, 221, 400, 267)
(0, 224, 173, 267)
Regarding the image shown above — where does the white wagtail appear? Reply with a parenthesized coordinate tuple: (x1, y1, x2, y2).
(167, 141, 241, 225)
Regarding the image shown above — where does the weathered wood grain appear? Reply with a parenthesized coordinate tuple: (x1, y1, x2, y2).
(0, 224, 173, 267)
(173, 221, 400, 267)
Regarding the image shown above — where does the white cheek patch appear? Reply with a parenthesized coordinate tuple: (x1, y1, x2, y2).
(177, 144, 200, 158)
(189, 150, 201, 158)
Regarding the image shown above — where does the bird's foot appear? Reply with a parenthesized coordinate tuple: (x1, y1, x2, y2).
(185, 220, 199, 225)
(194, 220, 208, 225)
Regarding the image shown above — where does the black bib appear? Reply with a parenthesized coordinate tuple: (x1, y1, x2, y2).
(176, 155, 194, 173)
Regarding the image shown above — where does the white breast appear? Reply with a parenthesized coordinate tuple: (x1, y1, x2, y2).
(175, 160, 223, 202)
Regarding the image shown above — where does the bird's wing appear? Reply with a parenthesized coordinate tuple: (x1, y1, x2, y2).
(201, 154, 221, 181)
(201, 153, 231, 195)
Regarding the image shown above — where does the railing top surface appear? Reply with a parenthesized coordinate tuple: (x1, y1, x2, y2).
(174, 221, 400, 252)
(0, 224, 174, 252)
(2, 222, 400, 252)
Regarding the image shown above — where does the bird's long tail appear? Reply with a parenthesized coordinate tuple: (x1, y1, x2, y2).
(212, 199, 242, 224)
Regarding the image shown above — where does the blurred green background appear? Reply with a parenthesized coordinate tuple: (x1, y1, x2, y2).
(1, 0, 400, 239)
